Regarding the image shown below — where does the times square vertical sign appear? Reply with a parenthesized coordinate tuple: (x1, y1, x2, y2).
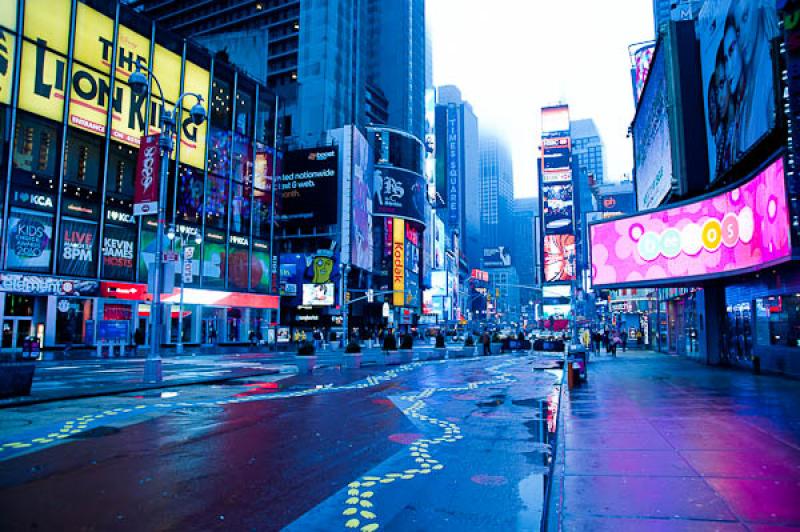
(446, 105, 460, 228)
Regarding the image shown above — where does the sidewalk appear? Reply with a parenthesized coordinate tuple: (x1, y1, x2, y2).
(549, 350, 800, 531)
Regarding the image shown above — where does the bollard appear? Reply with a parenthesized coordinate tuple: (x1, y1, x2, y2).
(96, 340, 103, 358)
(567, 361, 575, 389)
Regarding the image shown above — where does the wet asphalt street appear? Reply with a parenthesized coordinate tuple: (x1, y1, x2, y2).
(0, 354, 561, 531)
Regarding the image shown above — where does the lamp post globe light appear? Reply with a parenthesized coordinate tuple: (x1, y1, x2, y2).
(167, 226, 202, 355)
(129, 60, 206, 382)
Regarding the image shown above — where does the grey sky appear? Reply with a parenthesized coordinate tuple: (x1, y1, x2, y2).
(427, 0, 655, 197)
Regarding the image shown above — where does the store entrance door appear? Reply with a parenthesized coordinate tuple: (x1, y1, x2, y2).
(2, 318, 33, 352)
(202, 318, 218, 344)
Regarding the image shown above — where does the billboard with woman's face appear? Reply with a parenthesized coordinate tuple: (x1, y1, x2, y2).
(698, 0, 778, 180)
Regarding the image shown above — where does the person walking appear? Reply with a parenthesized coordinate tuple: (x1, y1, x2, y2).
(611, 331, 621, 358)
(481, 331, 491, 356)
(621, 330, 628, 352)
(603, 330, 610, 353)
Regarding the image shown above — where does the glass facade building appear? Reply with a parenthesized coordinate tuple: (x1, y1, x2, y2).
(0, 0, 279, 354)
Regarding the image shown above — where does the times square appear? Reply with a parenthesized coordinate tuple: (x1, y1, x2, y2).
(0, 0, 800, 530)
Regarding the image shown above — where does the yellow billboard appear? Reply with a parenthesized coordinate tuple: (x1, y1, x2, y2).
(16, 0, 212, 168)
(0, 29, 14, 105)
(392, 218, 405, 306)
(0, 0, 16, 31)
(18, 38, 64, 121)
(23, 0, 70, 54)
(72, 2, 113, 73)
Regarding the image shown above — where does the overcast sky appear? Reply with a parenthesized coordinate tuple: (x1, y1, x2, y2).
(427, 0, 655, 198)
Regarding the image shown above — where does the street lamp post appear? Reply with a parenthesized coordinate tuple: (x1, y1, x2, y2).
(167, 226, 202, 354)
(129, 60, 206, 382)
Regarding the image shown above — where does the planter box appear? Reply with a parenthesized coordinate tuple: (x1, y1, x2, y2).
(0, 363, 36, 398)
(430, 348, 446, 360)
(343, 353, 362, 369)
(449, 348, 469, 359)
(399, 350, 414, 364)
(294, 355, 317, 374)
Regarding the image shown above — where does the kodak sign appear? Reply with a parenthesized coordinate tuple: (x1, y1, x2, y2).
(392, 218, 405, 307)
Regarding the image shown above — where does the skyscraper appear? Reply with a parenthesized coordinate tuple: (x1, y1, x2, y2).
(513, 198, 539, 312)
(653, 0, 706, 35)
(131, 0, 426, 145)
(479, 133, 514, 255)
(435, 86, 481, 271)
(367, 0, 426, 140)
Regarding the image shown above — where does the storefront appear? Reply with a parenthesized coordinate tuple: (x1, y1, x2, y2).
(0, 273, 99, 352)
(0, 0, 279, 353)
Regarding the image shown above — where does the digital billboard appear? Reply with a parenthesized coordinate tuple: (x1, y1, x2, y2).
(350, 127, 373, 271)
(591, 158, 790, 287)
(633, 46, 672, 211)
(542, 184, 574, 232)
(483, 247, 511, 267)
(541, 105, 570, 137)
(541, 136, 571, 171)
(698, 0, 778, 181)
(278, 147, 339, 226)
(373, 167, 426, 224)
(302, 283, 334, 306)
(543, 234, 576, 282)
(6, 211, 53, 272)
(631, 42, 655, 105)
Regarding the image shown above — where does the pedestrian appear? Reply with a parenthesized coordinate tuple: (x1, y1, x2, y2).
(482, 331, 491, 356)
(603, 330, 610, 353)
(621, 330, 628, 352)
(636, 328, 644, 346)
(209, 326, 217, 344)
(611, 331, 621, 357)
(249, 330, 258, 347)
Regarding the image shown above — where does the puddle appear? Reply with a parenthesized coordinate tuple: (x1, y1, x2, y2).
(68, 426, 121, 439)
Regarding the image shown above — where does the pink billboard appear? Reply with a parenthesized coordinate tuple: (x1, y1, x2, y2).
(591, 158, 791, 287)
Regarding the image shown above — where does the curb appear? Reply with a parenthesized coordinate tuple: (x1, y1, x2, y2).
(0, 368, 288, 409)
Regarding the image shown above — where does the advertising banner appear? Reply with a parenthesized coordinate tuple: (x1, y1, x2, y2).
(0, 273, 98, 296)
(373, 167, 426, 224)
(278, 147, 338, 226)
(6, 211, 53, 272)
(541, 105, 570, 137)
(633, 47, 672, 211)
(392, 218, 405, 306)
(0, 29, 14, 106)
(302, 283, 334, 306)
(541, 136, 571, 171)
(133, 134, 161, 216)
(591, 158, 790, 287)
(543, 234, 576, 282)
(631, 42, 655, 105)
(542, 169, 572, 184)
(59, 219, 97, 277)
(434, 216, 446, 269)
(252, 241, 271, 292)
(483, 247, 512, 267)
(543, 184, 574, 233)
(698, 0, 778, 180)
(351, 128, 374, 271)
(446, 105, 460, 226)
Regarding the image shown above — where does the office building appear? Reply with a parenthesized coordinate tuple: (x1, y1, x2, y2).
(479, 133, 514, 256)
(435, 85, 481, 272)
(133, 0, 426, 146)
(513, 198, 539, 310)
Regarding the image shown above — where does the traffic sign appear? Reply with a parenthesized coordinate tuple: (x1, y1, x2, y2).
(182, 261, 193, 283)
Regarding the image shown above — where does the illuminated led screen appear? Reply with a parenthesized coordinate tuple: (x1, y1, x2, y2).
(591, 158, 790, 287)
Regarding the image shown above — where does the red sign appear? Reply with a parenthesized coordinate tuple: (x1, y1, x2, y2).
(471, 269, 489, 282)
(100, 282, 150, 301)
(133, 134, 161, 216)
